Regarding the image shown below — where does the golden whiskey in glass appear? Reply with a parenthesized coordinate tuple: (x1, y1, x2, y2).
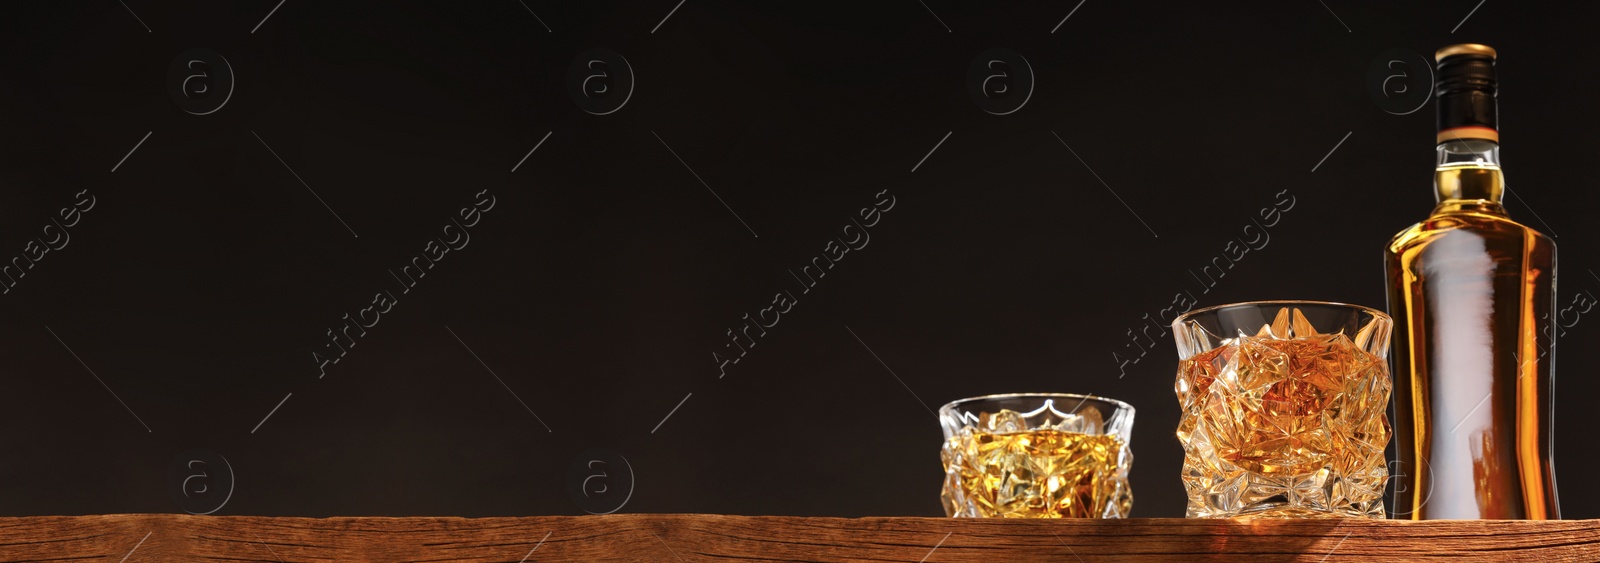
(1174, 302, 1392, 518)
(939, 393, 1134, 518)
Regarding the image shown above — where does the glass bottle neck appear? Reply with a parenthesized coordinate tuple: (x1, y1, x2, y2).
(1433, 138, 1506, 215)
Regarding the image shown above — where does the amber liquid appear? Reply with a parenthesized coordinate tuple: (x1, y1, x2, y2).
(1176, 331, 1390, 518)
(1384, 165, 1559, 519)
(940, 426, 1132, 518)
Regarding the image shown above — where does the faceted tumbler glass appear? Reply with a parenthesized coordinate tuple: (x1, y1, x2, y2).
(939, 393, 1135, 518)
(1173, 301, 1393, 518)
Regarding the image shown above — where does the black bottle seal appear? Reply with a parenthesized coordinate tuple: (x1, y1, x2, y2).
(1435, 44, 1498, 144)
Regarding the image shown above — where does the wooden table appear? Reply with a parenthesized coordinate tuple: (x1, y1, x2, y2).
(3, 514, 1597, 562)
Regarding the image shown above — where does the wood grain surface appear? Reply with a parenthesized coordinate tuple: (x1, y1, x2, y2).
(0, 514, 1596, 562)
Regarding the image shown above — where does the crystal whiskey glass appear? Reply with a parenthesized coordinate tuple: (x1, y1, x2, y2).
(939, 393, 1135, 518)
(1173, 301, 1393, 518)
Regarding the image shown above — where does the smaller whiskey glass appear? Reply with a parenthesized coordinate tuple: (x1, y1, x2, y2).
(940, 393, 1135, 518)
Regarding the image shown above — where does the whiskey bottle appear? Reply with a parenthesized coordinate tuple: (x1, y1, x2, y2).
(1385, 44, 1559, 519)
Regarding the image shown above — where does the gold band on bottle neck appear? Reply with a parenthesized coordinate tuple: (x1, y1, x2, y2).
(1437, 126, 1499, 145)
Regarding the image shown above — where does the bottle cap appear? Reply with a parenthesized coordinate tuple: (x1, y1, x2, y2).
(1435, 44, 1497, 61)
(1435, 44, 1498, 144)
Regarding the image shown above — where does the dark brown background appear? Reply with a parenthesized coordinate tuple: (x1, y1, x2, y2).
(0, 1, 1595, 518)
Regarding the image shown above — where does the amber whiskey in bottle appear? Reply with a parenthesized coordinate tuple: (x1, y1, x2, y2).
(1385, 44, 1559, 519)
